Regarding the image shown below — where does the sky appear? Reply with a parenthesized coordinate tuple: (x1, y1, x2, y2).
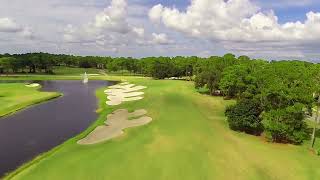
(0, 0, 320, 61)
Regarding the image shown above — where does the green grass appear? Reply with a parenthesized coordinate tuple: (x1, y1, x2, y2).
(4, 77, 320, 180)
(0, 83, 61, 117)
(52, 67, 103, 75)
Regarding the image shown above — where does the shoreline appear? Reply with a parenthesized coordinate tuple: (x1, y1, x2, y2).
(3, 81, 119, 179)
(0, 93, 62, 118)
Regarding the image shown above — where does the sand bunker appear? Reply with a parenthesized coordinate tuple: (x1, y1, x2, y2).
(78, 109, 152, 145)
(25, 83, 40, 87)
(105, 83, 147, 106)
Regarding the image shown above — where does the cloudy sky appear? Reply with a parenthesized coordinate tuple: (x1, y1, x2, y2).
(0, 0, 320, 60)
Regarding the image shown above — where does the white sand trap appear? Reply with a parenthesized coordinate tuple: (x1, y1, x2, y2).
(78, 109, 152, 145)
(104, 86, 146, 94)
(109, 84, 135, 89)
(106, 100, 122, 106)
(25, 83, 40, 87)
(105, 83, 147, 106)
(122, 96, 144, 102)
(122, 84, 136, 89)
(104, 89, 124, 94)
(108, 92, 144, 98)
(106, 96, 143, 105)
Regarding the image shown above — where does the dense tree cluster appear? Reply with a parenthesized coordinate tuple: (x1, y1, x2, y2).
(1, 52, 319, 145)
(0, 53, 198, 78)
(225, 99, 263, 135)
(194, 56, 318, 144)
(0, 53, 108, 74)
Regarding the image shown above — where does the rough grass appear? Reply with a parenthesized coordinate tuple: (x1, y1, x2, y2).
(0, 83, 61, 117)
(4, 77, 320, 180)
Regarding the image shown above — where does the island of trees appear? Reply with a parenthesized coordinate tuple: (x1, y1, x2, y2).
(1, 52, 319, 151)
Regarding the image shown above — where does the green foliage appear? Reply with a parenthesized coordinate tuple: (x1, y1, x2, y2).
(195, 69, 220, 95)
(0, 57, 18, 73)
(1, 52, 318, 146)
(0, 53, 198, 79)
(8, 79, 320, 180)
(150, 58, 173, 79)
(225, 99, 263, 135)
(256, 61, 314, 111)
(219, 64, 249, 98)
(194, 55, 236, 95)
(262, 103, 308, 144)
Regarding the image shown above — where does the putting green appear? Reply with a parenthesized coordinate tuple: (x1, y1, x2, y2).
(6, 79, 320, 180)
(0, 83, 61, 117)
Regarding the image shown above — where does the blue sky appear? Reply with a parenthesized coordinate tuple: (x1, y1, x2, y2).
(258, 1, 320, 22)
(0, 0, 319, 61)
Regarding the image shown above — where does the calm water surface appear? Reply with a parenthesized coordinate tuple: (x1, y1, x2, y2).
(0, 80, 115, 176)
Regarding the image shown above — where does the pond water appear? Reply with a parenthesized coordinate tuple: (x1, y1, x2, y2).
(0, 80, 115, 176)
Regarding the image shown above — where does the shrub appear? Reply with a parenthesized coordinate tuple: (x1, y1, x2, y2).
(225, 99, 263, 135)
(262, 103, 308, 144)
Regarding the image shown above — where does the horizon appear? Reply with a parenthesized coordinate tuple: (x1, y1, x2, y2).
(1, 52, 317, 64)
(1, 0, 320, 61)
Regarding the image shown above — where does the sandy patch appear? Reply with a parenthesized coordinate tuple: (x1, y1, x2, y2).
(105, 83, 147, 106)
(78, 109, 152, 145)
(25, 83, 40, 87)
(107, 92, 144, 98)
(106, 100, 122, 106)
(122, 96, 144, 102)
(104, 86, 146, 94)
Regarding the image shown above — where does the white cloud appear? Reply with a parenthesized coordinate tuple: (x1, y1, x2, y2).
(0, 18, 22, 32)
(20, 27, 34, 39)
(93, 0, 129, 33)
(63, 0, 147, 48)
(132, 27, 144, 37)
(151, 33, 172, 44)
(1, 0, 320, 59)
(0, 17, 34, 39)
(149, 0, 259, 38)
(148, 0, 320, 58)
(149, 0, 320, 42)
(148, 4, 164, 23)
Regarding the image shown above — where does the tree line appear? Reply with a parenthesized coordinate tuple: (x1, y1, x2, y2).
(1, 52, 319, 148)
(193, 54, 319, 147)
(0, 53, 197, 77)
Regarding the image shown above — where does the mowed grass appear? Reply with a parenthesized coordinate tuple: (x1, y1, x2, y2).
(53, 66, 103, 75)
(6, 78, 320, 180)
(0, 83, 61, 117)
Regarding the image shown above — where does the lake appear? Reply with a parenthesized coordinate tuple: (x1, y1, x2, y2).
(0, 80, 115, 176)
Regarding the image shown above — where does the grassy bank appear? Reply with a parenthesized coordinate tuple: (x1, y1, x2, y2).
(5, 77, 320, 180)
(0, 83, 61, 117)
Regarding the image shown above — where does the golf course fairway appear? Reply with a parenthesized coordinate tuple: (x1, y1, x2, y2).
(0, 83, 61, 117)
(6, 78, 320, 180)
